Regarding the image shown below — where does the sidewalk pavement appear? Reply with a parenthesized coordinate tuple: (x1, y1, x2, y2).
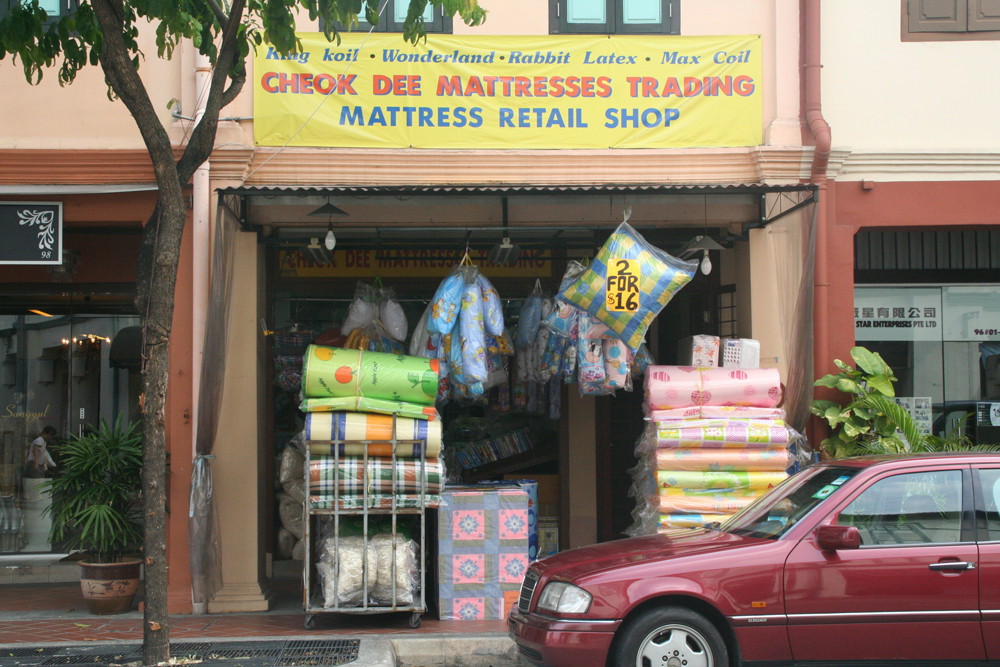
(0, 582, 523, 667)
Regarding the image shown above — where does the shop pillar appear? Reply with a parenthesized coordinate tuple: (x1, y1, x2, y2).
(207, 231, 273, 613)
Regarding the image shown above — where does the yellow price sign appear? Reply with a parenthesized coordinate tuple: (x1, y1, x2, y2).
(606, 258, 640, 312)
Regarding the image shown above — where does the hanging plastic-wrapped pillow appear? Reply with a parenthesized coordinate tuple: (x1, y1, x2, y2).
(478, 274, 505, 336)
(603, 338, 632, 390)
(532, 297, 553, 381)
(459, 277, 487, 397)
(341, 281, 379, 336)
(428, 267, 465, 334)
(558, 221, 697, 353)
(378, 286, 408, 342)
(484, 334, 508, 389)
(577, 339, 606, 384)
(543, 261, 587, 338)
(409, 303, 432, 358)
(515, 284, 543, 351)
(538, 332, 567, 382)
(631, 343, 655, 378)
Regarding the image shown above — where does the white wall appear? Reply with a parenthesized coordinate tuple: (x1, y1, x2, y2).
(822, 1, 1000, 154)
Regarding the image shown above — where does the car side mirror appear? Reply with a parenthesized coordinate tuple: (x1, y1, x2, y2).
(816, 524, 861, 550)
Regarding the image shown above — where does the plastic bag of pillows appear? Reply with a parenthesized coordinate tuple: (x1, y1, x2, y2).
(558, 222, 697, 353)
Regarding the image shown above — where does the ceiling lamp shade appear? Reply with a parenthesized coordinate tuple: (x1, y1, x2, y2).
(307, 202, 349, 217)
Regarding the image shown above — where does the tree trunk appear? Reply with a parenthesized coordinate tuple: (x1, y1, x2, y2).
(139, 191, 186, 665)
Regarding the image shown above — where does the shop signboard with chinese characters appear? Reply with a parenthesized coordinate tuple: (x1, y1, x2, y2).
(0, 202, 62, 265)
(941, 286, 1000, 342)
(854, 287, 942, 342)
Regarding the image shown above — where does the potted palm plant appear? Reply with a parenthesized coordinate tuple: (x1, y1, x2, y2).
(44, 415, 144, 614)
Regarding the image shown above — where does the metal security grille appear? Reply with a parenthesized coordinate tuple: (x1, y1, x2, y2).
(0, 641, 360, 667)
(855, 229, 1000, 272)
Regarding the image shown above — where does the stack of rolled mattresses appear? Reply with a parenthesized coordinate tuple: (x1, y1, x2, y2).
(300, 345, 443, 510)
(634, 366, 792, 533)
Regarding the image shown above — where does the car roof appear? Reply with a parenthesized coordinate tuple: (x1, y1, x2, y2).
(814, 451, 1000, 471)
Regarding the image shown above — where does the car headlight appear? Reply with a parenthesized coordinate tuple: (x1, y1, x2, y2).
(536, 581, 592, 614)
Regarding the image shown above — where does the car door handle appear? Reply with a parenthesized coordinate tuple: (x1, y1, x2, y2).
(929, 561, 976, 571)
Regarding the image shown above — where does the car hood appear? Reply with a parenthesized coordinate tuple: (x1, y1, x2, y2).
(534, 528, 765, 582)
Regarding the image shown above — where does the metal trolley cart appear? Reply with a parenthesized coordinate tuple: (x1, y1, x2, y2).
(302, 419, 430, 630)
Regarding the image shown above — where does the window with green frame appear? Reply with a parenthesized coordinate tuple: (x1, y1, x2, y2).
(550, 0, 679, 34)
(0, 0, 77, 20)
(323, 0, 453, 34)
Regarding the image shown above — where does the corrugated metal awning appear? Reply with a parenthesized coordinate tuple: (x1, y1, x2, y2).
(219, 182, 817, 253)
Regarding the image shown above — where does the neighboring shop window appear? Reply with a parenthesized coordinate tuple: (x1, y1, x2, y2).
(551, 0, 679, 34)
(0, 314, 141, 555)
(904, 0, 1000, 41)
(323, 0, 452, 34)
(854, 285, 1000, 444)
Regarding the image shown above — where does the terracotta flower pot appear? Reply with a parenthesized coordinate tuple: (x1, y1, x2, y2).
(78, 559, 143, 615)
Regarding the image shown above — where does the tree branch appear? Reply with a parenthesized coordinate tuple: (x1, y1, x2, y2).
(204, 0, 229, 25)
(91, 0, 180, 191)
(176, 0, 247, 183)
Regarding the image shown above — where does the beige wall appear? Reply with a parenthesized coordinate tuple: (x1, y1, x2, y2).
(822, 1, 1000, 179)
(1, 21, 182, 151)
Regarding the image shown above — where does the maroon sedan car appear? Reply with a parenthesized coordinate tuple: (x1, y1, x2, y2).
(509, 453, 1000, 667)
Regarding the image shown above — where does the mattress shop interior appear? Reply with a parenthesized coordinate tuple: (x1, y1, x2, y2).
(225, 185, 815, 621)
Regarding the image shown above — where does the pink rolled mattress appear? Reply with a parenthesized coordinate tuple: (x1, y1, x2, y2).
(645, 366, 782, 410)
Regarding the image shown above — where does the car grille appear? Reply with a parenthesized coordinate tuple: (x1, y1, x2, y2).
(518, 569, 540, 613)
(517, 645, 543, 661)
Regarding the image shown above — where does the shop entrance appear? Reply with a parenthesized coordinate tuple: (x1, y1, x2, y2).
(221, 183, 814, 568)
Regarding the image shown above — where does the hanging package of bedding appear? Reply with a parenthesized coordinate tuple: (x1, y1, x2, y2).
(558, 221, 697, 353)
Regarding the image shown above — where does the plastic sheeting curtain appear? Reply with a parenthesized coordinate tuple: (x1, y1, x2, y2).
(189, 206, 238, 608)
(764, 199, 817, 436)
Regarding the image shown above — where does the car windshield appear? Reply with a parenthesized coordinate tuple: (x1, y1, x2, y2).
(723, 465, 859, 539)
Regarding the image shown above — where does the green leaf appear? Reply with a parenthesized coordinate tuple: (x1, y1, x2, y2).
(833, 358, 853, 372)
(811, 399, 839, 415)
(814, 373, 842, 389)
(836, 377, 862, 394)
(865, 373, 895, 397)
(843, 416, 871, 438)
(851, 346, 890, 376)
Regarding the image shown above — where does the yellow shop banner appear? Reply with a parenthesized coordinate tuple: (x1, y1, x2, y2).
(254, 34, 762, 149)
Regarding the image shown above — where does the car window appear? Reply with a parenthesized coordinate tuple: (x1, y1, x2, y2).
(835, 470, 963, 546)
(974, 467, 1000, 541)
(725, 466, 859, 539)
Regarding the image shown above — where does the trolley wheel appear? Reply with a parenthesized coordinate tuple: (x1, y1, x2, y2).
(304, 615, 317, 630)
(408, 613, 422, 629)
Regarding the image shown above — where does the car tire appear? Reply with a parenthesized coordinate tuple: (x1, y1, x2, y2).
(610, 605, 729, 667)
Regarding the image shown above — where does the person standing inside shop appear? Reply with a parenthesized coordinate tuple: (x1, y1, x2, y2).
(25, 426, 58, 477)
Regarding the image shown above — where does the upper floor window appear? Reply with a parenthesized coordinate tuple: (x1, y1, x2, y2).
(550, 0, 679, 34)
(325, 0, 452, 34)
(0, 0, 76, 20)
(904, 0, 1000, 41)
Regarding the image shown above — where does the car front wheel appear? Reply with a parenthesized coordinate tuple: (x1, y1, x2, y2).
(611, 605, 729, 667)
